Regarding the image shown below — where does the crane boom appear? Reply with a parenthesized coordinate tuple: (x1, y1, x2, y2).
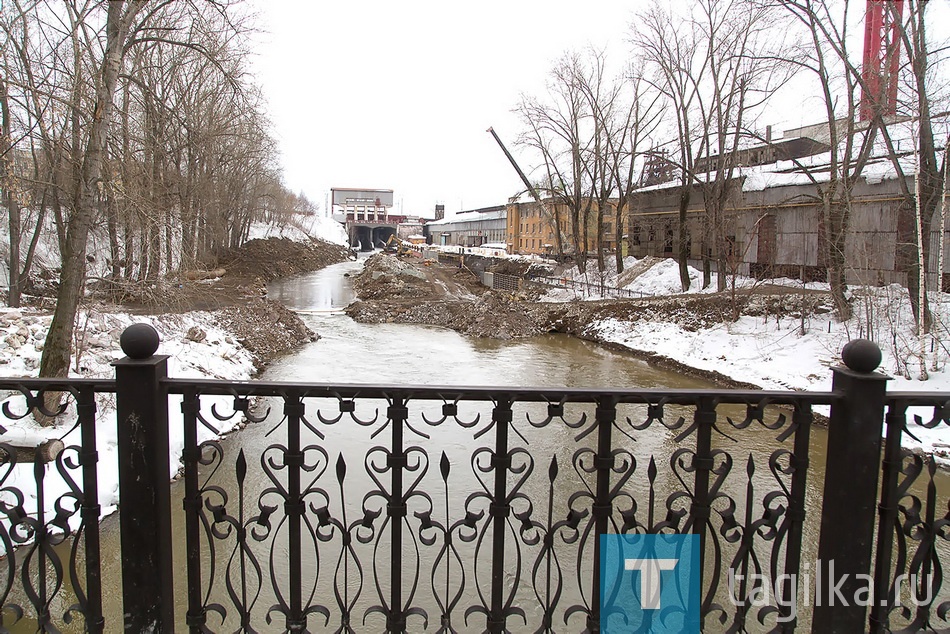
(487, 127, 545, 207)
(487, 126, 565, 257)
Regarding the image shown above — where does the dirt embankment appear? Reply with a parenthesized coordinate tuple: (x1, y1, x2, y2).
(97, 237, 353, 369)
(345, 252, 833, 388)
(348, 253, 828, 339)
(206, 238, 352, 365)
(345, 254, 542, 339)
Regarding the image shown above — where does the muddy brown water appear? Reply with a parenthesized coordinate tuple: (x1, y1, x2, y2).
(9, 256, 950, 632)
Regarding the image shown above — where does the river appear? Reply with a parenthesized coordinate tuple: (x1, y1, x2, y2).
(9, 255, 950, 632)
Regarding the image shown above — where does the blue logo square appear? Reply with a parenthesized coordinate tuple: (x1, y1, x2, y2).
(600, 534, 701, 633)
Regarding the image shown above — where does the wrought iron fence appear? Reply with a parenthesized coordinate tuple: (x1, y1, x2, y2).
(0, 329, 948, 632)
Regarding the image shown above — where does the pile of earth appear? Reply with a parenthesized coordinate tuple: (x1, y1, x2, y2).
(346, 252, 835, 344)
(184, 238, 351, 365)
(351, 252, 485, 300)
(350, 254, 442, 300)
(19, 237, 353, 370)
(346, 254, 539, 339)
(346, 290, 542, 339)
(216, 299, 319, 371)
(218, 237, 353, 283)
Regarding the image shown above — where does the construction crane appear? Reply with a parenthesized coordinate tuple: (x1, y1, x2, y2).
(486, 127, 550, 211)
(487, 127, 564, 255)
(861, 0, 904, 120)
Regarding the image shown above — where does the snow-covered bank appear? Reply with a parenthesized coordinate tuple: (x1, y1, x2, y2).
(247, 212, 348, 245)
(0, 215, 348, 529)
(0, 307, 261, 529)
(545, 256, 950, 462)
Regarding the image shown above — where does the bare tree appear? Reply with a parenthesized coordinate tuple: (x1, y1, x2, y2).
(779, 0, 888, 321)
(39, 1, 146, 382)
(517, 52, 598, 273)
(0, 0, 284, 391)
(696, 0, 793, 292)
(601, 67, 663, 275)
(0, 72, 20, 308)
(872, 0, 948, 333)
(577, 49, 617, 273)
(634, 0, 791, 294)
(634, 3, 711, 292)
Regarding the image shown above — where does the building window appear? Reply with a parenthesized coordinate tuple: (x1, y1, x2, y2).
(664, 224, 674, 254)
(632, 225, 641, 246)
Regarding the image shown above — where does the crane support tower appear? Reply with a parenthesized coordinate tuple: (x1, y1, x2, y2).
(861, 0, 904, 120)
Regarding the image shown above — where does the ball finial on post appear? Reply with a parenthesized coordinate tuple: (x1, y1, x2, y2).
(120, 323, 160, 360)
(841, 338, 882, 374)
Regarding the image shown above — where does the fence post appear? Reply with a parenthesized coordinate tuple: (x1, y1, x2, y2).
(113, 323, 175, 632)
(813, 339, 888, 633)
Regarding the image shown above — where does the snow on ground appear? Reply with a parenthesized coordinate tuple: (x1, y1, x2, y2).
(247, 212, 348, 245)
(0, 307, 259, 534)
(0, 213, 344, 532)
(545, 256, 950, 462)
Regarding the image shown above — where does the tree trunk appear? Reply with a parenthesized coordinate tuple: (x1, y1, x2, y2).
(40, 2, 137, 382)
(678, 187, 691, 292)
(21, 187, 49, 286)
(596, 202, 605, 272)
(614, 199, 625, 274)
(824, 195, 852, 322)
(107, 191, 120, 281)
(1, 77, 21, 308)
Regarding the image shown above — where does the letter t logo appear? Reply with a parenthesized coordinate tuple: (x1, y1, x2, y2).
(625, 558, 679, 610)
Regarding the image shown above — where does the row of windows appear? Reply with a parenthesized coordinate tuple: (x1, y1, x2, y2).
(630, 223, 738, 257)
(515, 222, 615, 234)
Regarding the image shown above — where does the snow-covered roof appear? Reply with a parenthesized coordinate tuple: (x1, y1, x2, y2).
(427, 208, 507, 225)
(637, 115, 949, 195)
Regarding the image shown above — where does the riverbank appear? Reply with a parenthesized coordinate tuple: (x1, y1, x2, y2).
(0, 228, 353, 522)
(347, 250, 950, 461)
(2, 227, 949, 527)
(2, 234, 352, 375)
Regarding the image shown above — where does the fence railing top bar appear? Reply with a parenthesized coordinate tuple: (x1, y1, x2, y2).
(0, 377, 116, 391)
(886, 391, 950, 406)
(162, 376, 837, 405)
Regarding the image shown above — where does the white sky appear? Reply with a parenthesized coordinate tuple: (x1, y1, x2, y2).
(247, 1, 950, 219)
(248, 1, 638, 218)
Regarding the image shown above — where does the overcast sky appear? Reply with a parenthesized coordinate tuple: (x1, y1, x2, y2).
(248, 1, 638, 218)
(248, 2, 949, 220)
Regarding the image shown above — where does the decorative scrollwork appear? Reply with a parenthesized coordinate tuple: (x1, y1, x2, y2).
(421, 398, 481, 428)
(315, 394, 379, 426)
(914, 401, 950, 429)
